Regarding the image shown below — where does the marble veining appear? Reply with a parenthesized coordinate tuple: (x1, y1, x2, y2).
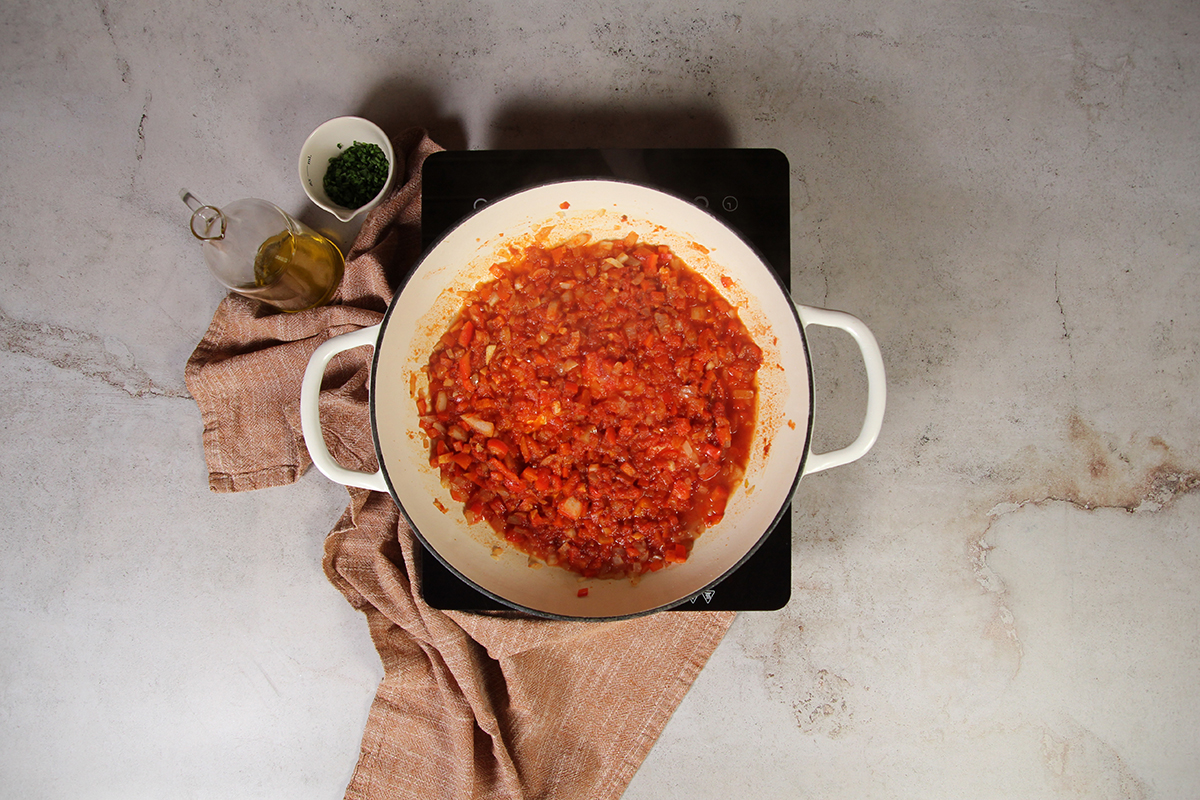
(0, 309, 188, 399)
(2, 0, 1198, 797)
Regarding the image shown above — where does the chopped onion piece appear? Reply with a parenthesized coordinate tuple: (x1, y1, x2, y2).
(559, 496, 585, 519)
(460, 414, 495, 437)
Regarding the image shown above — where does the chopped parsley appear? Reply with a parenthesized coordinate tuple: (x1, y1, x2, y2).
(323, 141, 389, 209)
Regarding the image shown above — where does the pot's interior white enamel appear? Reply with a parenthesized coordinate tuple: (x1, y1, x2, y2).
(371, 179, 812, 618)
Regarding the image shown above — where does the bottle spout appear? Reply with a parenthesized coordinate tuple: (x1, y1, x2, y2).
(181, 189, 226, 242)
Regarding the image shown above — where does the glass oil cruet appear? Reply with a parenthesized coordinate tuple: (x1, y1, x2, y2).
(181, 190, 345, 312)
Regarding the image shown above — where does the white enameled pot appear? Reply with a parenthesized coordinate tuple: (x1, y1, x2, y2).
(300, 179, 885, 620)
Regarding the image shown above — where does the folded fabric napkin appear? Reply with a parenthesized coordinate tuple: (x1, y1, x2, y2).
(184, 129, 735, 800)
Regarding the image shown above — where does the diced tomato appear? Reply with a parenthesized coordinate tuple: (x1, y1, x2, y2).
(715, 420, 732, 449)
(670, 477, 693, 505)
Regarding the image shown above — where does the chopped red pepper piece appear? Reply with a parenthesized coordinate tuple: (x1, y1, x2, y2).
(458, 320, 475, 348)
(664, 544, 689, 563)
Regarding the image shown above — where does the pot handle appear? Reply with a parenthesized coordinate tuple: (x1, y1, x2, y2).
(299, 323, 389, 493)
(794, 305, 886, 475)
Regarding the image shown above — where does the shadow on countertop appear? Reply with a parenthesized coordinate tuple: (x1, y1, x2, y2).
(357, 79, 469, 152)
(488, 102, 733, 150)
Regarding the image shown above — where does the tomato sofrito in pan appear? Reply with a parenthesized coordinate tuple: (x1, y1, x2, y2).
(416, 232, 763, 579)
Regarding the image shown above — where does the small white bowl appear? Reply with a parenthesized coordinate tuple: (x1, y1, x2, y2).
(299, 116, 396, 222)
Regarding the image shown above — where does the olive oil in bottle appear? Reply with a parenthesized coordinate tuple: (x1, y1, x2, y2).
(184, 194, 346, 312)
(240, 228, 345, 312)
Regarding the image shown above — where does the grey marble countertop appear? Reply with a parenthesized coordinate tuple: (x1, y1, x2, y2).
(3, 0, 1198, 797)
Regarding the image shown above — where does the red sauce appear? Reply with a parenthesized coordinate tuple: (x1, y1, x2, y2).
(417, 233, 762, 578)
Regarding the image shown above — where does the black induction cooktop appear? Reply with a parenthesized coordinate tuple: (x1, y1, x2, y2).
(416, 148, 791, 612)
